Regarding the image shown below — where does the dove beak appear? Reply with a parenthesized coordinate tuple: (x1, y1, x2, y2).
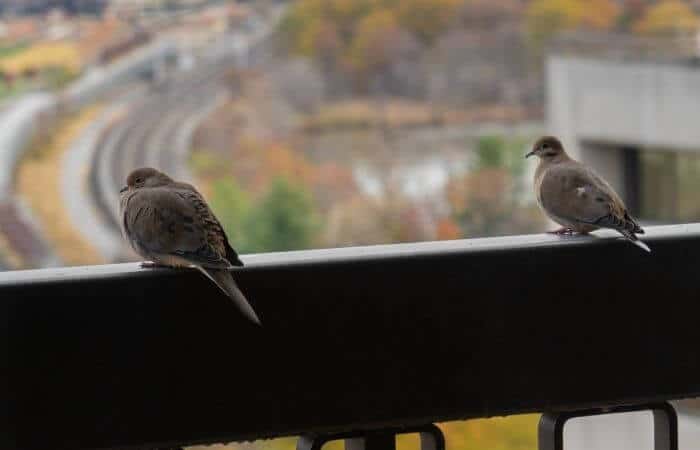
(120, 186, 128, 193)
(525, 150, 536, 158)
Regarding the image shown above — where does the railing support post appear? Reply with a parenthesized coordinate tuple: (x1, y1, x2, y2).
(538, 402, 678, 450)
(297, 423, 444, 450)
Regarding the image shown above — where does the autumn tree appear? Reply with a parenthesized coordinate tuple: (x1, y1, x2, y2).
(525, 0, 619, 53)
(393, 0, 461, 45)
(279, 0, 460, 92)
(633, 0, 699, 35)
(348, 9, 402, 77)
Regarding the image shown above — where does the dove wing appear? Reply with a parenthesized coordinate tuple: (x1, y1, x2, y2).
(539, 163, 625, 227)
(123, 186, 234, 269)
(171, 183, 244, 266)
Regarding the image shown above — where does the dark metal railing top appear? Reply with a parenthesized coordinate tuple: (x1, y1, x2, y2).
(2, 224, 700, 450)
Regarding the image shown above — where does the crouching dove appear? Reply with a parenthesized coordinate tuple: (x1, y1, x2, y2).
(119, 167, 261, 324)
(527, 136, 650, 253)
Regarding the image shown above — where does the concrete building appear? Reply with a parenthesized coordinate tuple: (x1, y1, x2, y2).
(547, 53, 700, 223)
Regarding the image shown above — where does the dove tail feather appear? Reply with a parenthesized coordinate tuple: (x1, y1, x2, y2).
(196, 266, 262, 325)
(619, 229, 651, 253)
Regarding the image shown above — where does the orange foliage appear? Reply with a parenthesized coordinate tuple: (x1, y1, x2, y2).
(436, 218, 462, 240)
(261, 143, 315, 184)
(232, 139, 315, 194)
(229, 137, 360, 216)
(579, 0, 620, 29)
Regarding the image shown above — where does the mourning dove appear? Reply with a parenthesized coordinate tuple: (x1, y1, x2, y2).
(119, 167, 261, 324)
(527, 136, 650, 253)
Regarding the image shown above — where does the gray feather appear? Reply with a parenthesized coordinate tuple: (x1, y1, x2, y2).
(196, 266, 261, 325)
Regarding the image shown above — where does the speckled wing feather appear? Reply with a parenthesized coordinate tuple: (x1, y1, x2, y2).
(171, 182, 243, 266)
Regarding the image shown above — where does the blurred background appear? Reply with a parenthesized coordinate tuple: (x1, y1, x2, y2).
(1, 0, 700, 448)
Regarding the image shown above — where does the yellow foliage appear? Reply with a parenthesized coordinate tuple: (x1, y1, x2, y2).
(17, 106, 104, 266)
(395, 0, 461, 43)
(327, 0, 378, 31)
(633, 0, 699, 35)
(526, 0, 584, 36)
(349, 8, 400, 71)
(282, 0, 335, 57)
(282, 0, 460, 62)
(440, 415, 539, 450)
(526, 0, 619, 47)
(0, 42, 81, 76)
(579, 0, 620, 29)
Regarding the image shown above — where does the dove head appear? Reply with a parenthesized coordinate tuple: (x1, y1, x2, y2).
(526, 136, 568, 162)
(122, 168, 173, 193)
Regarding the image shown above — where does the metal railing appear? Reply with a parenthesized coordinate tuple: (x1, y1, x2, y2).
(2, 224, 700, 449)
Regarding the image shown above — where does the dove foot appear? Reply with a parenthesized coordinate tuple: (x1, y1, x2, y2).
(547, 227, 574, 235)
(140, 261, 169, 269)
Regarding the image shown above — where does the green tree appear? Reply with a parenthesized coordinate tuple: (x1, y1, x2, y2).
(474, 135, 526, 178)
(244, 178, 320, 252)
(209, 178, 251, 251)
(448, 136, 540, 237)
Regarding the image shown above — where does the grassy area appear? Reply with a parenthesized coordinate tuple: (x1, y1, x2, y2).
(0, 42, 81, 77)
(16, 106, 104, 266)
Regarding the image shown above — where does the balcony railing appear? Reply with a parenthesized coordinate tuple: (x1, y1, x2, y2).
(2, 224, 700, 450)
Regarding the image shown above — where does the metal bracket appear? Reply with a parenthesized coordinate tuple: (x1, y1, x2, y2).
(297, 423, 445, 450)
(539, 402, 678, 450)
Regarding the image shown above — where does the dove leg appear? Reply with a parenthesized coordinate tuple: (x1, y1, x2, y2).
(547, 227, 574, 235)
(140, 261, 171, 269)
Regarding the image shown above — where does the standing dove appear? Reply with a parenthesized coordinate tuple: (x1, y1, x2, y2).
(527, 136, 650, 253)
(119, 167, 261, 324)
